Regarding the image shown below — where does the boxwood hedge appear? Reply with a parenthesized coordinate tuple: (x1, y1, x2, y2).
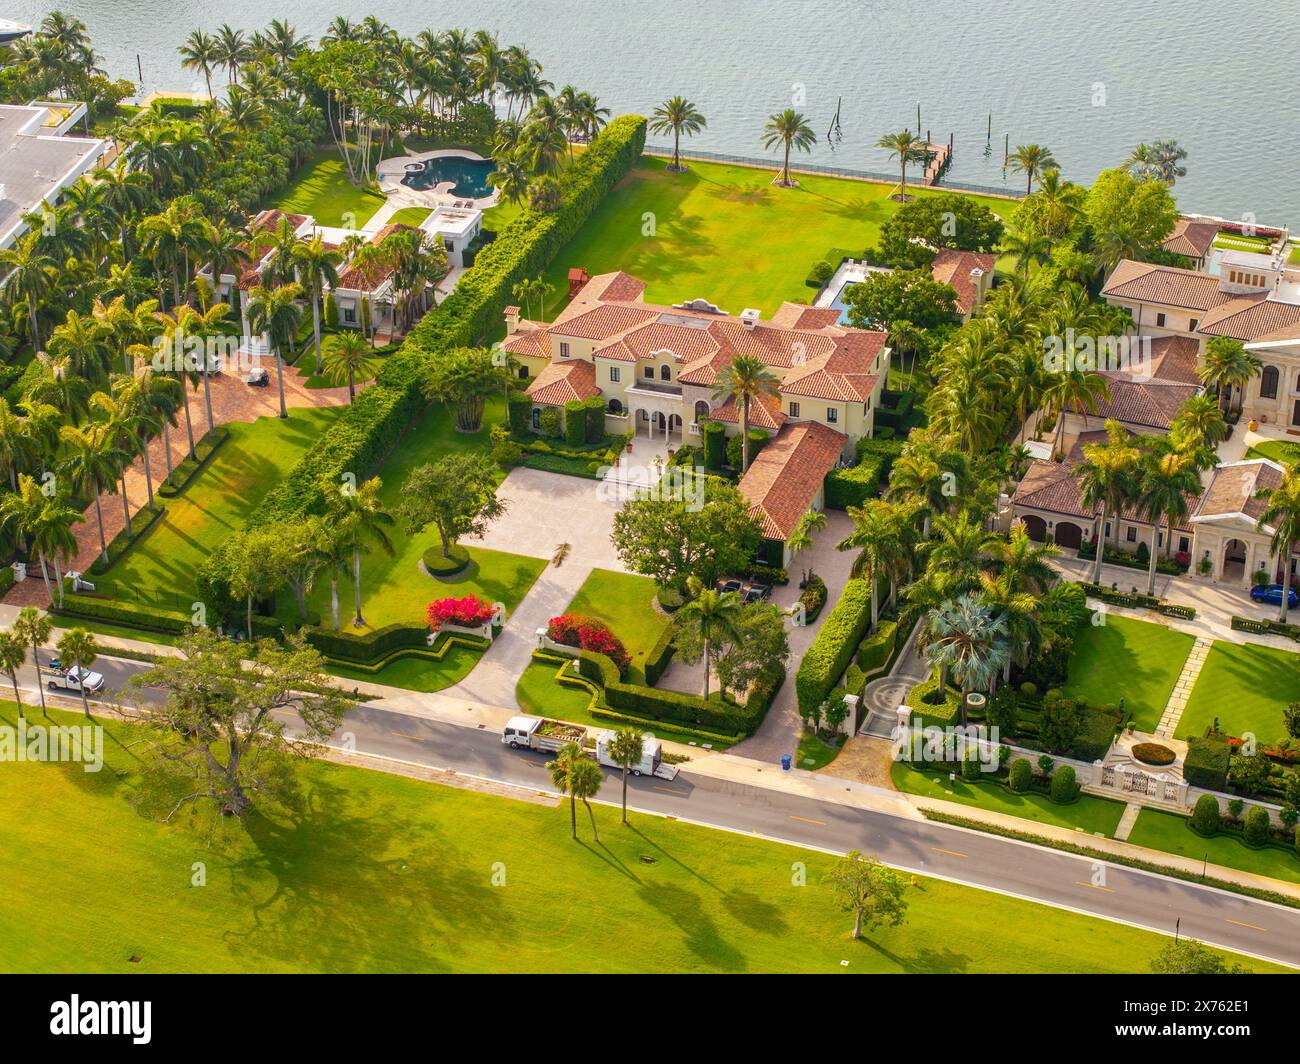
(795, 578, 875, 714)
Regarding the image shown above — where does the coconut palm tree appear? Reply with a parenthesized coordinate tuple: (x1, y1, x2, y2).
(992, 520, 1061, 594)
(322, 331, 377, 402)
(179, 30, 220, 99)
(650, 96, 707, 172)
(488, 150, 530, 207)
(58, 420, 125, 565)
(1075, 419, 1140, 582)
(1007, 144, 1058, 195)
(922, 593, 1010, 718)
(1171, 393, 1228, 451)
(0, 398, 41, 493)
(1002, 226, 1053, 275)
(1041, 366, 1112, 458)
(1256, 464, 1300, 623)
(886, 452, 950, 538)
(0, 629, 29, 719)
(1136, 450, 1201, 595)
(1198, 336, 1261, 415)
(56, 627, 98, 718)
(0, 474, 80, 607)
(548, 742, 603, 840)
(673, 583, 743, 700)
(13, 607, 53, 718)
(877, 129, 928, 202)
(837, 499, 914, 627)
(606, 726, 644, 825)
(0, 231, 58, 350)
(785, 509, 827, 578)
(511, 276, 549, 321)
(920, 511, 1001, 597)
(711, 354, 780, 471)
(245, 282, 304, 419)
(292, 236, 342, 376)
(1027, 169, 1086, 244)
(91, 162, 152, 257)
(214, 24, 252, 85)
(327, 477, 395, 628)
(762, 109, 816, 187)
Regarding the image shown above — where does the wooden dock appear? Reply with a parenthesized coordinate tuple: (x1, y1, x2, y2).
(920, 132, 954, 186)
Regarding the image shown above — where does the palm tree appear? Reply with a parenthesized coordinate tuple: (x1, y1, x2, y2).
(322, 331, 378, 402)
(1041, 366, 1111, 458)
(1002, 226, 1053, 275)
(674, 584, 743, 700)
(59, 421, 125, 565)
(1130, 140, 1188, 185)
(1256, 465, 1300, 623)
(1075, 420, 1140, 582)
(0, 475, 81, 607)
(1198, 336, 1261, 415)
(311, 518, 353, 633)
(91, 162, 152, 257)
(13, 608, 53, 718)
(0, 231, 58, 350)
(649, 96, 707, 172)
(487, 150, 530, 207)
(837, 500, 913, 627)
(245, 282, 304, 419)
(1007, 144, 1058, 195)
(154, 301, 230, 439)
(1171, 394, 1228, 452)
(1028, 169, 1085, 243)
(977, 571, 1041, 686)
(711, 354, 780, 471)
(920, 511, 1000, 597)
(179, 30, 220, 99)
(886, 453, 950, 538)
(328, 477, 395, 627)
(877, 129, 928, 202)
(0, 397, 40, 492)
(1136, 450, 1200, 595)
(292, 236, 342, 376)
(214, 24, 252, 85)
(511, 276, 549, 321)
(606, 727, 645, 824)
(762, 109, 816, 187)
(56, 627, 98, 718)
(0, 629, 29, 720)
(922, 593, 1010, 718)
(786, 509, 827, 580)
(548, 742, 602, 841)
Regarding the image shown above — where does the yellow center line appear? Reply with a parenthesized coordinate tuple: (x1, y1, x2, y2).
(789, 815, 826, 826)
(391, 731, 425, 742)
(1227, 919, 1267, 933)
(1076, 881, 1114, 893)
(929, 846, 968, 859)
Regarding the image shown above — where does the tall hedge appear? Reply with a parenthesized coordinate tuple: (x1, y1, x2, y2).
(1185, 735, 1230, 790)
(563, 400, 586, 446)
(198, 116, 647, 613)
(795, 578, 875, 714)
(508, 393, 532, 434)
(583, 396, 605, 442)
(702, 420, 725, 470)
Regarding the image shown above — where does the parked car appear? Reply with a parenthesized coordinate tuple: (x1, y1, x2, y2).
(47, 665, 105, 694)
(1250, 583, 1298, 608)
(716, 578, 743, 595)
(741, 581, 772, 604)
(243, 367, 269, 387)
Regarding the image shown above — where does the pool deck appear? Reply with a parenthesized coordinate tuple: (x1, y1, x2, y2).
(375, 147, 498, 210)
(813, 259, 891, 320)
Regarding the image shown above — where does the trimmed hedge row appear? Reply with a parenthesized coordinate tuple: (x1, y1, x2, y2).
(795, 578, 875, 714)
(320, 632, 490, 674)
(856, 619, 897, 674)
(302, 622, 433, 665)
(52, 593, 193, 634)
(1231, 615, 1300, 641)
(87, 503, 169, 576)
(158, 427, 231, 498)
(1185, 734, 1231, 790)
(643, 624, 676, 686)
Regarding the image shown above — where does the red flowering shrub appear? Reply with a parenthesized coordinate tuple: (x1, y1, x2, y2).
(427, 595, 496, 629)
(546, 613, 631, 674)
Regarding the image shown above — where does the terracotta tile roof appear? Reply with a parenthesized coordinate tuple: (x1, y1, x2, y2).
(1162, 217, 1219, 260)
(710, 393, 787, 431)
(501, 323, 550, 359)
(1085, 376, 1197, 431)
(1198, 295, 1300, 342)
(1013, 448, 1195, 532)
(770, 302, 843, 330)
(1101, 260, 1233, 313)
(930, 248, 996, 314)
(576, 270, 646, 303)
(553, 303, 659, 340)
(525, 359, 600, 406)
(1194, 460, 1284, 522)
(737, 421, 846, 540)
(335, 223, 421, 292)
(1140, 334, 1202, 385)
(616, 320, 722, 362)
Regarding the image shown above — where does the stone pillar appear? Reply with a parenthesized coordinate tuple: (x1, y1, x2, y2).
(842, 694, 860, 737)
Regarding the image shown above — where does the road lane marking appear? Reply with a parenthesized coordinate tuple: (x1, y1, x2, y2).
(1227, 919, 1267, 932)
(789, 815, 826, 826)
(929, 846, 968, 859)
(391, 731, 425, 742)
(1076, 881, 1115, 893)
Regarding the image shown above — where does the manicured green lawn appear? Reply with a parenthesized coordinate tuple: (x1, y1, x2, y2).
(1176, 641, 1300, 743)
(891, 762, 1127, 836)
(96, 407, 346, 609)
(272, 148, 387, 228)
(1247, 439, 1300, 465)
(562, 568, 671, 685)
(1064, 615, 1195, 732)
(524, 156, 1013, 320)
(328, 645, 486, 693)
(389, 206, 432, 227)
(1127, 809, 1300, 884)
(2, 703, 1280, 973)
(797, 729, 845, 771)
(296, 397, 545, 632)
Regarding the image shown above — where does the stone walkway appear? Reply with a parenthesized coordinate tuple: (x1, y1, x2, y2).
(1155, 636, 1212, 738)
(860, 621, 926, 738)
(1114, 802, 1142, 842)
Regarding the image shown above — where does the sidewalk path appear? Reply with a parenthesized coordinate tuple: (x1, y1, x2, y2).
(1156, 637, 1212, 737)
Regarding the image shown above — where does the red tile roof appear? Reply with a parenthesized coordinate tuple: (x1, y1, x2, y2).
(710, 393, 787, 431)
(525, 359, 600, 406)
(737, 421, 846, 540)
(930, 248, 996, 315)
(1162, 217, 1219, 260)
(1102, 260, 1233, 312)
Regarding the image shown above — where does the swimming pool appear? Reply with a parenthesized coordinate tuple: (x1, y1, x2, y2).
(828, 279, 859, 323)
(401, 154, 495, 199)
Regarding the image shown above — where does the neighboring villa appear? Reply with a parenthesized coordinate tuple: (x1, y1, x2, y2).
(1160, 216, 1219, 270)
(928, 248, 997, 321)
(0, 100, 106, 249)
(1058, 334, 1202, 439)
(502, 270, 891, 563)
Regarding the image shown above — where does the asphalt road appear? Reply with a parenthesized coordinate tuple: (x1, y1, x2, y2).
(18, 651, 1300, 970)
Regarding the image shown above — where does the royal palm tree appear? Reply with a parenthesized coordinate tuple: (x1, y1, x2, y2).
(245, 282, 304, 418)
(1198, 336, 1261, 415)
(877, 129, 928, 202)
(56, 627, 98, 718)
(59, 421, 125, 565)
(154, 301, 229, 446)
(1171, 393, 1228, 451)
(1007, 144, 1058, 195)
(606, 727, 645, 825)
(0, 474, 80, 607)
(328, 477, 395, 628)
(1075, 419, 1140, 582)
(0, 629, 28, 719)
(322, 331, 377, 402)
(762, 109, 816, 187)
(1041, 366, 1112, 458)
(674, 583, 743, 700)
(837, 499, 914, 627)
(711, 354, 780, 471)
(886, 452, 950, 538)
(1136, 450, 1201, 595)
(650, 96, 707, 172)
(1256, 465, 1300, 623)
(510, 276, 549, 321)
(292, 236, 342, 376)
(0, 232, 58, 350)
(13, 607, 53, 718)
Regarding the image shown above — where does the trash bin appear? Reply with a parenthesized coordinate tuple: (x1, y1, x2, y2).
(780, 754, 792, 771)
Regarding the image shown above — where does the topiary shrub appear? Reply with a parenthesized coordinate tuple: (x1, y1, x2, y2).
(539, 407, 561, 438)
(1050, 764, 1079, 804)
(563, 400, 586, 446)
(583, 396, 605, 442)
(1008, 757, 1032, 793)
(726, 428, 769, 468)
(810, 259, 835, 285)
(323, 291, 339, 329)
(1184, 735, 1231, 790)
(1132, 742, 1176, 766)
(701, 420, 726, 470)
(1191, 794, 1221, 836)
(961, 747, 981, 781)
(1243, 806, 1270, 848)
(508, 393, 532, 434)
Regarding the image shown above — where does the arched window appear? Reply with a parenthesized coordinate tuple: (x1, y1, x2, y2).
(607, 398, 624, 416)
(694, 400, 710, 422)
(660, 364, 671, 381)
(1261, 365, 1279, 399)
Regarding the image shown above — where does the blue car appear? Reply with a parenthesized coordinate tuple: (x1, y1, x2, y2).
(1250, 583, 1298, 608)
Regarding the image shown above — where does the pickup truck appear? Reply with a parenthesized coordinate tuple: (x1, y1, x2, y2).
(47, 664, 105, 694)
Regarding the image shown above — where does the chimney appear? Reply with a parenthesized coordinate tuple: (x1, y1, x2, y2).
(740, 308, 761, 330)
(504, 305, 520, 335)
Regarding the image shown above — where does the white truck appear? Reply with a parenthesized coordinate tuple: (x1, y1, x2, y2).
(47, 664, 106, 695)
(503, 716, 678, 780)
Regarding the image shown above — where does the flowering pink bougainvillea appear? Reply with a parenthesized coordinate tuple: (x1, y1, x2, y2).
(546, 613, 631, 674)
(427, 595, 496, 629)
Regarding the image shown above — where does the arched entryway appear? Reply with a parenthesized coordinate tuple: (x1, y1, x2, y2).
(1021, 514, 1048, 542)
(1223, 538, 1248, 583)
(1053, 521, 1083, 550)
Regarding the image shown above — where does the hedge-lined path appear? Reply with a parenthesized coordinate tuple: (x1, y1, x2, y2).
(860, 622, 928, 739)
(1155, 637, 1212, 738)
(3, 363, 354, 608)
(731, 511, 856, 764)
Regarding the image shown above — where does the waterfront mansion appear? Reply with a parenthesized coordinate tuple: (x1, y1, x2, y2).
(501, 271, 890, 458)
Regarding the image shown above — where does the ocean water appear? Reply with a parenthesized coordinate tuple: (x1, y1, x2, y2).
(13, 0, 1298, 223)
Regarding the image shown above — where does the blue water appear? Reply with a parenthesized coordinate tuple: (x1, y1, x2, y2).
(829, 280, 858, 324)
(400, 154, 494, 198)
(14, 0, 1300, 223)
